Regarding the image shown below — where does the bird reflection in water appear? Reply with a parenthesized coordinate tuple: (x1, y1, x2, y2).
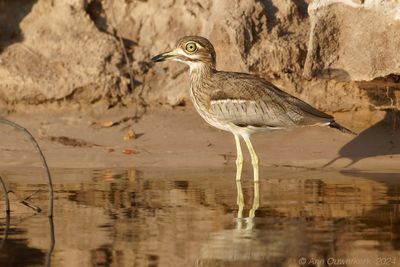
(235, 181, 260, 229)
(195, 180, 280, 267)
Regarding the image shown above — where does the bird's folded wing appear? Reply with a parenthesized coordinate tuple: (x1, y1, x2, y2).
(209, 72, 332, 128)
(209, 98, 293, 128)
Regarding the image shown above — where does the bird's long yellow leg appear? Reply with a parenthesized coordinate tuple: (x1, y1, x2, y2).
(249, 181, 260, 218)
(236, 180, 244, 219)
(243, 136, 259, 182)
(234, 134, 245, 220)
(234, 134, 244, 181)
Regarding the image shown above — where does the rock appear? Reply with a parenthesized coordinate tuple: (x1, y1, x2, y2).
(304, 0, 400, 81)
(0, 0, 126, 109)
(0, 0, 399, 126)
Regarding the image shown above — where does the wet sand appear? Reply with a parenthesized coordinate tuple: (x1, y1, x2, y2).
(0, 106, 399, 172)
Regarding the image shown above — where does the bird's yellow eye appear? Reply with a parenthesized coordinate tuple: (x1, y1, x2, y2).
(185, 42, 197, 53)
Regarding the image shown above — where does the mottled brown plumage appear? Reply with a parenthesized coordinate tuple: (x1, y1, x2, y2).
(198, 70, 334, 130)
(152, 36, 355, 182)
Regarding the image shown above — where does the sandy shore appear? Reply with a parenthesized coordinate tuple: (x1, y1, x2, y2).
(0, 105, 399, 172)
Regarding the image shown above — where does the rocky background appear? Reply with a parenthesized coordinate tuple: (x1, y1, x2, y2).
(0, 0, 399, 128)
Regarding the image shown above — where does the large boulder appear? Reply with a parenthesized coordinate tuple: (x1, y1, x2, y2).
(0, 0, 398, 126)
(304, 0, 400, 81)
(0, 0, 126, 110)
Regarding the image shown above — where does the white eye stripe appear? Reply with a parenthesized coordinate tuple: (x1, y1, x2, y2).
(175, 49, 189, 56)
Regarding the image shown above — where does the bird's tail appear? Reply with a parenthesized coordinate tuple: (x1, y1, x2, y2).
(329, 121, 357, 135)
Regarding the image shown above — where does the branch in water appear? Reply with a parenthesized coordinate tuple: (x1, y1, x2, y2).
(8, 190, 42, 213)
(0, 118, 54, 217)
(0, 175, 10, 213)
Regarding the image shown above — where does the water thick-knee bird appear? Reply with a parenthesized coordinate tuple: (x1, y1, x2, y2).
(151, 36, 355, 182)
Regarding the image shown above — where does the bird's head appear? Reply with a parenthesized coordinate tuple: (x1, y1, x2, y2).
(151, 36, 216, 70)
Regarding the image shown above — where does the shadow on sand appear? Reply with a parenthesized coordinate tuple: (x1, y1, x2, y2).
(324, 110, 399, 167)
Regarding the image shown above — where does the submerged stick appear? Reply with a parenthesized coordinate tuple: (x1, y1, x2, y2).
(20, 189, 42, 212)
(0, 175, 10, 213)
(0, 212, 10, 249)
(20, 199, 42, 213)
(8, 190, 42, 213)
(45, 216, 55, 267)
(0, 118, 54, 217)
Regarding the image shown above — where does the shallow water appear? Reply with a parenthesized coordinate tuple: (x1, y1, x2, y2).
(1, 167, 400, 267)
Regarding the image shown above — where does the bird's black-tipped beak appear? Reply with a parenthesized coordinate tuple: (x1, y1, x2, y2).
(151, 51, 176, 62)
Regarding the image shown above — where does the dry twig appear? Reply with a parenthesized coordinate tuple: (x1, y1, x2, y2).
(111, 1, 135, 92)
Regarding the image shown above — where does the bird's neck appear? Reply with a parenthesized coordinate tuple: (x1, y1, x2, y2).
(187, 63, 215, 111)
(188, 63, 215, 84)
